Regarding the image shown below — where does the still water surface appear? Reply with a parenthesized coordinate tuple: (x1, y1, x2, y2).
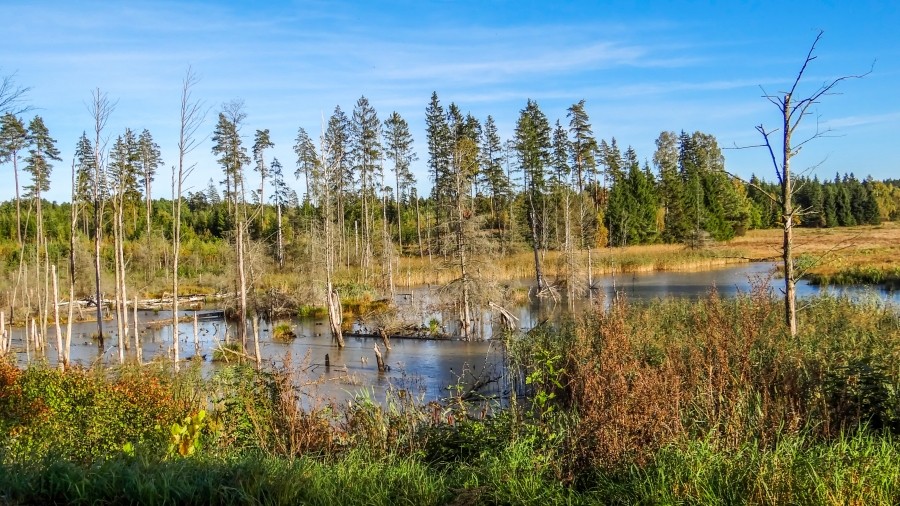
(8, 262, 897, 403)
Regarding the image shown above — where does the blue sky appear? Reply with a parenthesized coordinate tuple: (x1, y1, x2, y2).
(2, 0, 898, 202)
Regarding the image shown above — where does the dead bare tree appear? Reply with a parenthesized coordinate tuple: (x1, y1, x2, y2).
(753, 30, 869, 336)
(0, 71, 30, 115)
(88, 89, 115, 349)
(172, 67, 205, 370)
(317, 116, 345, 347)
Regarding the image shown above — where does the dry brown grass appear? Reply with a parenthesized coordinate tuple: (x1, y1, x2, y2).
(557, 281, 900, 471)
(722, 222, 900, 277)
(394, 222, 900, 286)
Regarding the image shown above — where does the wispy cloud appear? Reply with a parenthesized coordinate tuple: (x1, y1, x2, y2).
(823, 111, 900, 129)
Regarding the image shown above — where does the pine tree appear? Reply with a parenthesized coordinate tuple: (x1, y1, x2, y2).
(73, 133, 95, 234)
(252, 128, 274, 226)
(211, 106, 250, 216)
(108, 127, 140, 364)
(211, 101, 251, 347)
(24, 115, 60, 346)
(654, 131, 685, 243)
(566, 100, 597, 194)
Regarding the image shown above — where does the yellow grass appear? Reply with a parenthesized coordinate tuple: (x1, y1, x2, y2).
(722, 221, 900, 277)
(394, 222, 900, 285)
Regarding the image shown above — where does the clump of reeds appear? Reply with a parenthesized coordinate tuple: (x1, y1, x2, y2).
(511, 280, 900, 472)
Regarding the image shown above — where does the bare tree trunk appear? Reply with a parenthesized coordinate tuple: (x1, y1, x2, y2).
(528, 190, 546, 291)
(52, 265, 64, 370)
(145, 174, 152, 240)
(276, 201, 284, 269)
(65, 161, 78, 368)
(172, 68, 204, 371)
(114, 198, 127, 364)
(0, 311, 6, 355)
(781, 96, 797, 336)
(134, 295, 141, 363)
(236, 223, 249, 351)
(753, 31, 867, 337)
(89, 90, 114, 351)
(382, 187, 395, 298)
(12, 155, 21, 246)
(373, 343, 386, 372)
(415, 196, 424, 259)
(252, 315, 261, 367)
(193, 311, 199, 356)
(377, 327, 391, 351)
(564, 191, 576, 305)
(327, 282, 344, 347)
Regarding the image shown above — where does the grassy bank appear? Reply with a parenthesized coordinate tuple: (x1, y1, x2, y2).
(2, 289, 899, 503)
(378, 222, 900, 289)
(1, 434, 898, 505)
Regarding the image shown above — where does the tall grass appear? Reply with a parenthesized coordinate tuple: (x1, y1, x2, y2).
(510, 284, 900, 472)
(1, 289, 899, 503)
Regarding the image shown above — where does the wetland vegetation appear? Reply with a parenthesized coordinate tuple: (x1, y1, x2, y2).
(2, 36, 900, 504)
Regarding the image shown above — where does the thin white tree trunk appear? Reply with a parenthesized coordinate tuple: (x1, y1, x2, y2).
(52, 265, 64, 370)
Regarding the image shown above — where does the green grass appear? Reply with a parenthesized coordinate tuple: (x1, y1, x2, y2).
(1, 433, 899, 505)
(807, 265, 900, 289)
(2, 290, 900, 503)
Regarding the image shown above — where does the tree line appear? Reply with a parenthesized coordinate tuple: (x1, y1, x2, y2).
(2, 96, 895, 255)
(2, 81, 897, 352)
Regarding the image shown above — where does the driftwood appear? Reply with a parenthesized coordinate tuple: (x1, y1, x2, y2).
(377, 327, 391, 351)
(489, 302, 518, 332)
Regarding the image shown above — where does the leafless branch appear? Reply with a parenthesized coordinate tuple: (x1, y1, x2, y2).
(0, 71, 31, 115)
(723, 169, 779, 205)
(793, 231, 864, 280)
(787, 32, 872, 136)
(755, 125, 783, 185)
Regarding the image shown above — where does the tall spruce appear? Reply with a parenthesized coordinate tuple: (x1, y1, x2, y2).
(293, 126, 317, 203)
(383, 111, 416, 256)
(514, 99, 551, 291)
(324, 106, 351, 264)
(350, 96, 381, 279)
(137, 129, 162, 239)
(478, 115, 511, 251)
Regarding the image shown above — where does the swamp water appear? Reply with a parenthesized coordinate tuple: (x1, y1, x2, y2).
(7, 262, 898, 404)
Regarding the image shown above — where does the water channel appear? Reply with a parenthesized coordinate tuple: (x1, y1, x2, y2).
(6, 262, 898, 404)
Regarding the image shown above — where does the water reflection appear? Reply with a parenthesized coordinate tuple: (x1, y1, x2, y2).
(6, 262, 896, 403)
